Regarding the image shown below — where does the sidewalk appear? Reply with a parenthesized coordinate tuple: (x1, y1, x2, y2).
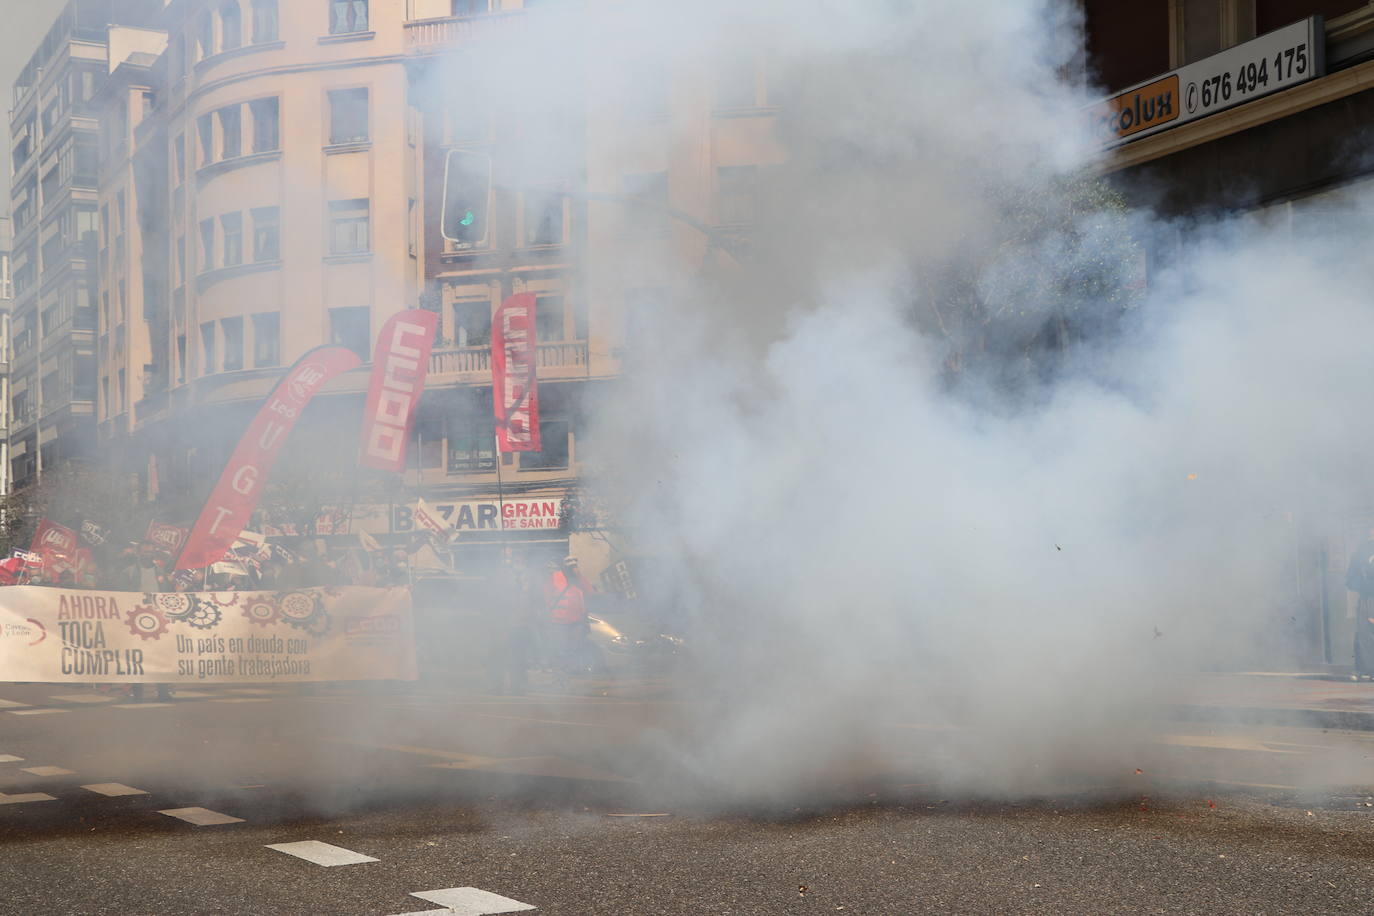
(1178, 672, 1374, 731)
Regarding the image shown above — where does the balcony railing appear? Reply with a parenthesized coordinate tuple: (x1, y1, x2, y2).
(404, 11, 524, 53)
(429, 341, 588, 379)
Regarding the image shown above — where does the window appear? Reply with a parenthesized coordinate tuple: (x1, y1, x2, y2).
(200, 321, 216, 374)
(329, 306, 370, 358)
(252, 312, 280, 367)
(221, 316, 244, 371)
(329, 0, 369, 34)
(196, 12, 214, 59)
(117, 370, 126, 414)
(252, 0, 279, 42)
(199, 219, 215, 271)
(521, 419, 571, 470)
(453, 298, 491, 347)
(328, 88, 369, 144)
(219, 106, 241, 159)
(198, 114, 214, 165)
(74, 356, 94, 401)
(451, 0, 489, 13)
(177, 334, 187, 384)
(623, 172, 669, 236)
(717, 165, 758, 225)
(535, 294, 564, 342)
(252, 206, 280, 261)
(524, 192, 564, 246)
(250, 97, 279, 152)
(329, 199, 370, 254)
(220, 2, 242, 50)
(173, 134, 186, 185)
(447, 424, 496, 472)
(716, 56, 757, 109)
(221, 213, 243, 266)
(176, 234, 187, 285)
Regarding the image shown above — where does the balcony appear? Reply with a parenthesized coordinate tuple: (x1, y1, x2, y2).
(428, 340, 588, 383)
(404, 11, 524, 54)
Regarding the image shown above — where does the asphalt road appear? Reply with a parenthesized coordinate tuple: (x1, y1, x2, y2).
(2, 679, 1374, 915)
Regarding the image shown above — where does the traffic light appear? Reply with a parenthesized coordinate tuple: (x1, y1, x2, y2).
(441, 149, 492, 248)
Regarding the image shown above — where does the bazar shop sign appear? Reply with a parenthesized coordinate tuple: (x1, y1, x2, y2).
(1092, 16, 1323, 146)
(0, 586, 417, 684)
(392, 498, 563, 534)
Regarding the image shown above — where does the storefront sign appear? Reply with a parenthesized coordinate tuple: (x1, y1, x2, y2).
(0, 586, 417, 684)
(392, 497, 564, 533)
(1092, 17, 1323, 146)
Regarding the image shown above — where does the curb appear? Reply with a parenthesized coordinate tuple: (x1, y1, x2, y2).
(1173, 703, 1374, 732)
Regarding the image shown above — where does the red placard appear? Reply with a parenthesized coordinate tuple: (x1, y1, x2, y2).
(30, 519, 77, 560)
(145, 521, 189, 554)
(491, 293, 540, 452)
(176, 345, 362, 570)
(358, 309, 437, 472)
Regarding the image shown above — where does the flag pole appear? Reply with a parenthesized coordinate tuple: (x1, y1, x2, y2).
(494, 430, 507, 544)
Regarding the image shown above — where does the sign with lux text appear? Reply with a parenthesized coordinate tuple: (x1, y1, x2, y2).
(1092, 17, 1323, 146)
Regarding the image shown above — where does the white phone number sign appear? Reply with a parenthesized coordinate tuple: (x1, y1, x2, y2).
(1093, 17, 1323, 147)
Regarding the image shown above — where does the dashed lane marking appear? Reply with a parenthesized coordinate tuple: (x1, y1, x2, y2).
(167, 691, 212, 698)
(113, 702, 173, 709)
(1156, 734, 1312, 754)
(82, 783, 148, 797)
(159, 807, 244, 826)
(49, 694, 118, 705)
(8, 708, 67, 716)
(21, 766, 73, 777)
(210, 698, 270, 704)
(265, 840, 379, 866)
(0, 792, 56, 805)
(408, 887, 536, 914)
(0, 755, 23, 763)
(0, 699, 31, 708)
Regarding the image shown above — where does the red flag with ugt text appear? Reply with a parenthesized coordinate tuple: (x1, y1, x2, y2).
(358, 308, 437, 472)
(492, 293, 540, 452)
(145, 521, 189, 555)
(30, 519, 77, 561)
(176, 345, 362, 570)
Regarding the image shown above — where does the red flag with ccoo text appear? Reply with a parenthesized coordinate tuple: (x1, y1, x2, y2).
(176, 345, 362, 570)
(358, 308, 438, 472)
(492, 293, 541, 452)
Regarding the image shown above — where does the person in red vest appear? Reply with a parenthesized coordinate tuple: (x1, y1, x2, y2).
(544, 556, 594, 678)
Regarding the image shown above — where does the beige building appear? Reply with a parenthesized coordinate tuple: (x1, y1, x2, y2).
(94, 0, 783, 572)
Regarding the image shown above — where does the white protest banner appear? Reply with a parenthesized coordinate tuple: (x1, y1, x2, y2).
(0, 586, 417, 684)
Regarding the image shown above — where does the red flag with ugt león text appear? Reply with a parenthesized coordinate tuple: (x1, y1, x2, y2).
(176, 345, 362, 570)
(492, 293, 540, 452)
(358, 308, 437, 472)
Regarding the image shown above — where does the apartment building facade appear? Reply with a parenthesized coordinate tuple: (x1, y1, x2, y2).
(6, 0, 161, 492)
(79, 0, 781, 576)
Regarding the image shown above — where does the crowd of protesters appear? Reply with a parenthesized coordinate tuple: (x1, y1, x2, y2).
(0, 540, 417, 593)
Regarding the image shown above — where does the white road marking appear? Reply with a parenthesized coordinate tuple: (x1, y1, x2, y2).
(8, 708, 67, 716)
(50, 694, 117, 705)
(21, 766, 73, 777)
(409, 887, 536, 914)
(82, 783, 148, 797)
(387, 911, 454, 916)
(159, 807, 244, 825)
(265, 840, 379, 866)
(0, 699, 31, 708)
(1157, 734, 1308, 754)
(0, 792, 57, 805)
(168, 691, 212, 698)
(113, 702, 173, 709)
(0, 755, 23, 763)
(210, 698, 270, 704)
